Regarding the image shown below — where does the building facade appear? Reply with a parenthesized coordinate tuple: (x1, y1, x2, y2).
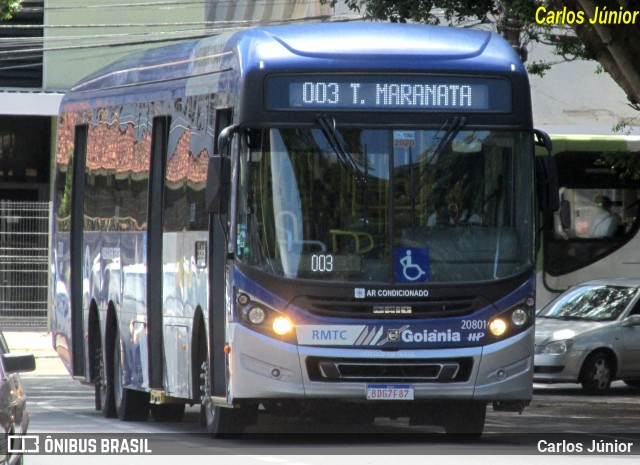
(0, 1, 51, 201)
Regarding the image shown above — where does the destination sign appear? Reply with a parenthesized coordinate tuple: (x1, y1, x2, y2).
(265, 75, 511, 113)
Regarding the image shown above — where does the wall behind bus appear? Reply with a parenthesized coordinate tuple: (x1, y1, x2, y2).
(205, 0, 333, 22)
(528, 40, 640, 135)
(44, 0, 204, 90)
(43, 0, 341, 92)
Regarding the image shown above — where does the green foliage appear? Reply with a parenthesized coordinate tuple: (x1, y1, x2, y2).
(0, 0, 21, 21)
(612, 109, 640, 136)
(320, 1, 595, 67)
(596, 150, 640, 181)
(320, 0, 497, 24)
(526, 60, 552, 77)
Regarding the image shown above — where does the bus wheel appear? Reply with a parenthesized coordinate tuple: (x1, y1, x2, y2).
(443, 401, 486, 438)
(198, 360, 251, 435)
(95, 345, 116, 418)
(113, 329, 149, 421)
(580, 351, 612, 395)
(203, 405, 257, 437)
(151, 404, 186, 422)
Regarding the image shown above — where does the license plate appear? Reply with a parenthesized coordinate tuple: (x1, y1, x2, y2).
(366, 384, 414, 400)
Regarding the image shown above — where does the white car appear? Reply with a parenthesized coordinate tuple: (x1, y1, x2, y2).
(534, 278, 640, 394)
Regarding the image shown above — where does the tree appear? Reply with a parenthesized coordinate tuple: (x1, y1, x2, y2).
(321, 0, 640, 110)
(0, 0, 21, 21)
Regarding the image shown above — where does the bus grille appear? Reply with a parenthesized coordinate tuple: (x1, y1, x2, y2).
(293, 295, 482, 319)
(306, 357, 473, 383)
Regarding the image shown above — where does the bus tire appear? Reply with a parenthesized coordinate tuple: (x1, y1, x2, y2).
(580, 350, 613, 395)
(96, 344, 116, 418)
(443, 401, 486, 438)
(113, 329, 149, 421)
(204, 404, 244, 436)
(97, 374, 116, 418)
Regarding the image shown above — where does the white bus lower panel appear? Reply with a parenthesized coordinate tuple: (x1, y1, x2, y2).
(229, 324, 533, 402)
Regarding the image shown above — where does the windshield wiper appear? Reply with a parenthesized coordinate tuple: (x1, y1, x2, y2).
(316, 115, 367, 186)
(426, 116, 466, 164)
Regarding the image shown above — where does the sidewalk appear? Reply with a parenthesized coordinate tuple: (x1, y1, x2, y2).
(3, 330, 58, 357)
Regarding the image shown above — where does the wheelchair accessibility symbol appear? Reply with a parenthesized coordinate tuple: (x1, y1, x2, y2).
(394, 247, 429, 283)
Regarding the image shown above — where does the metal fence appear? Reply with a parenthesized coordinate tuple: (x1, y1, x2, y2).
(0, 201, 50, 329)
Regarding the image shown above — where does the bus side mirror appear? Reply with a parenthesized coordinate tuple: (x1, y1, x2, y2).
(206, 124, 237, 214)
(1, 353, 36, 374)
(206, 155, 230, 214)
(534, 129, 553, 154)
(217, 124, 237, 155)
(535, 129, 560, 213)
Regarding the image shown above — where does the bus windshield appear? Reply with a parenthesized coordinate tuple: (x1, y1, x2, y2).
(237, 127, 534, 283)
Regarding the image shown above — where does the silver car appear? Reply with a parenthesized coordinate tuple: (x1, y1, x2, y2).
(0, 331, 35, 465)
(534, 278, 640, 394)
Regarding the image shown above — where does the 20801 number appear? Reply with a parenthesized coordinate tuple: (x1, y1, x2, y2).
(461, 319, 487, 330)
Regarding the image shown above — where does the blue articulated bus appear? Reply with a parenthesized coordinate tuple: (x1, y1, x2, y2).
(51, 22, 550, 436)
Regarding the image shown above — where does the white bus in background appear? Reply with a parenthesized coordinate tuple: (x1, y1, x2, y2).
(538, 134, 640, 307)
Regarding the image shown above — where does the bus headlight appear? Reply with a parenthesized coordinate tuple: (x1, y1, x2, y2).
(237, 292, 297, 343)
(489, 318, 508, 337)
(273, 316, 294, 335)
(511, 308, 529, 327)
(487, 301, 534, 341)
(247, 306, 266, 325)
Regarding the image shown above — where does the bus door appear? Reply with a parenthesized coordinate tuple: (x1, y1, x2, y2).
(149, 109, 204, 398)
(147, 115, 169, 391)
(207, 108, 232, 398)
(151, 97, 220, 399)
(69, 124, 88, 377)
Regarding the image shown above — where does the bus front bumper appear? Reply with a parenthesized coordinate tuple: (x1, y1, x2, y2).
(228, 324, 533, 403)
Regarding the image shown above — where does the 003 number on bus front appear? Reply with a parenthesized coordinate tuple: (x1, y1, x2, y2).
(302, 82, 339, 105)
(311, 254, 334, 273)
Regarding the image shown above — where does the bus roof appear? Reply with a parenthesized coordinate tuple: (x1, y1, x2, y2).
(237, 22, 521, 71)
(67, 22, 525, 97)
